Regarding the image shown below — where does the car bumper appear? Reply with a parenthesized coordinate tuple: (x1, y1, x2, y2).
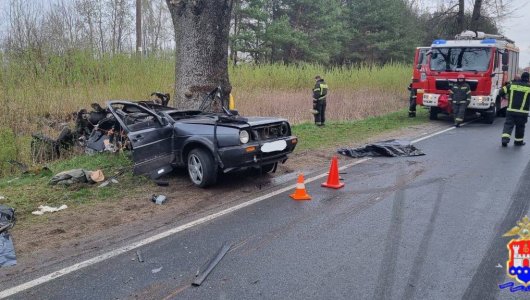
(218, 136, 298, 172)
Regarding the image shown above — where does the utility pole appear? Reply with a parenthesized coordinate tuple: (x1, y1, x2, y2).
(136, 0, 142, 55)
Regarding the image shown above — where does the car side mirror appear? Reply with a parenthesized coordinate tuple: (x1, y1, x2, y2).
(502, 65, 509, 71)
(416, 64, 422, 70)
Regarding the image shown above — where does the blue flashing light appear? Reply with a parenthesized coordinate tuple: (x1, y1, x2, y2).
(481, 38, 497, 44)
(432, 39, 447, 45)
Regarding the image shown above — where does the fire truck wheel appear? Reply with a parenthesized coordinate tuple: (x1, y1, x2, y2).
(483, 108, 496, 124)
(495, 97, 505, 117)
(429, 107, 439, 120)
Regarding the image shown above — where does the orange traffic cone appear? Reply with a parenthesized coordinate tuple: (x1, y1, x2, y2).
(290, 174, 312, 200)
(322, 156, 345, 189)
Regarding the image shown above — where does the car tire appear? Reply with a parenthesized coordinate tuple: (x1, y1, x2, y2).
(187, 148, 217, 188)
(429, 107, 439, 120)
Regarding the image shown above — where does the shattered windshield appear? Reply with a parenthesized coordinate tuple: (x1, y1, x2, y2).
(430, 47, 492, 72)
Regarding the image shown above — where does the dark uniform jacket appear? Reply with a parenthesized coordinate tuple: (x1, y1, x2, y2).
(449, 82, 471, 103)
(313, 80, 328, 100)
(499, 80, 530, 116)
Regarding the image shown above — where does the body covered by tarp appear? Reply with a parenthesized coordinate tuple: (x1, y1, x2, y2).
(338, 139, 425, 158)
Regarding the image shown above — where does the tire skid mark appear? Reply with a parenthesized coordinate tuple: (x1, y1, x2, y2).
(373, 167, 407, 300)
(402, 178, 446, 299)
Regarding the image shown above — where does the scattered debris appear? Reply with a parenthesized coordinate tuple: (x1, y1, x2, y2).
(49, 169, 105, 186)
(151, 267, 163, 274)
(192, 242, 232, 286)
(496, 263, 503, 268)
(31, 126, 74, 163)
(0, 196, 4, 200)
(136, 250, 144, 263)
(0, 206, 16, 267)
(98, 177, 119, 188)
(152, 195, 167, 205)
(154, 180, 169, 187)
(338, 139, 425, 158)
(32, 205, 68, 216)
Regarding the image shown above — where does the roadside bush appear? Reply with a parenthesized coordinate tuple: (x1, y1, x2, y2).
(0, 127, 17, 176)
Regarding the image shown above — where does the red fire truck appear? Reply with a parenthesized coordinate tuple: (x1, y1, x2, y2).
(408, 47, 429, 117)
(419, 30, 520, 124)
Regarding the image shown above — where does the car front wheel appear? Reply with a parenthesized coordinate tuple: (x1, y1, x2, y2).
(187, 148, 217, 187)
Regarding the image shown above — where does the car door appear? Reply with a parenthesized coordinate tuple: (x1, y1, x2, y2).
(108, 101, 174, 175)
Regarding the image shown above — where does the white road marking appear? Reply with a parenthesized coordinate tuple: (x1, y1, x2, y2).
(411, 119, 475, 144)
(0, 122, 464, 298)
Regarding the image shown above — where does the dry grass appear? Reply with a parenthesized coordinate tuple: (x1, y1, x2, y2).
(235, 88, 407, 124)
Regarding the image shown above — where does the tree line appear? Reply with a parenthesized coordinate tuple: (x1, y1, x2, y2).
(0, 0, 514, 65)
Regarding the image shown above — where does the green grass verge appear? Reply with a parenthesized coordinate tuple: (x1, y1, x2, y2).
(0, 108, 428, 222)
(292, 108, 428, 151)
(0, 152, 150, 225)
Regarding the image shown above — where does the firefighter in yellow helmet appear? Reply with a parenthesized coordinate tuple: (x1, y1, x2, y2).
(312, 75, 328, 126)
(501, 72, 530, 147)
(449, 74, 471, 127)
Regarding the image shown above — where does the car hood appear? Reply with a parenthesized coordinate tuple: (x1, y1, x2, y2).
(176, 116, 288, 128)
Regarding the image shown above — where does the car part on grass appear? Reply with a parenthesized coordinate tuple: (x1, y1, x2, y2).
(154, 180, 169, 187)
(192, 242, 232, 286)
(151, 195, 167, 205)
(31, 205, 68, 216)
(31, 126, 74, 163)
(337, 140, 425, 158)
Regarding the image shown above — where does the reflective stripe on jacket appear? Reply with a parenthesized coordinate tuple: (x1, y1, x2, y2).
(500, 81, 530, 115)
(313, 80, 328, 100)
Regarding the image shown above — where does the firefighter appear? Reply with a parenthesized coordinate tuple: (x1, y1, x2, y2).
(312, 75, 328, 126)
(501, 72, 530, 147)
(408, 80, 417, 117)
(449, 74, 471, 127)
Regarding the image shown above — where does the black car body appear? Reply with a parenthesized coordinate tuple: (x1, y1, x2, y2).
(106, 101, 297, 187)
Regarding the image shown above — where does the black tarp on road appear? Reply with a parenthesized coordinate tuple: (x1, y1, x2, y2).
(337, 139, 425, 158)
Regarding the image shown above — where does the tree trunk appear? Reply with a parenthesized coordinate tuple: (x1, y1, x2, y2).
(470, 0, 483, 31)
(457, 0, 465, 32)
(166, 0, 233, 109)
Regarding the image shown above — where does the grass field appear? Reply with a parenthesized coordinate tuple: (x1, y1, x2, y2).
(0, 52, 411, 174)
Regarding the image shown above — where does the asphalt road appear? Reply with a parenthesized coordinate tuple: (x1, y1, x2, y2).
(5, 118, 530, 300)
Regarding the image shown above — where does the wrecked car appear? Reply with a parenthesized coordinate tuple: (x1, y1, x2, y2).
(102, 89, 297, 187)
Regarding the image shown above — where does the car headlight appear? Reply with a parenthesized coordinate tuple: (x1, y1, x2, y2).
(280, 122, 289, 136)
(239, 130, 250, 144)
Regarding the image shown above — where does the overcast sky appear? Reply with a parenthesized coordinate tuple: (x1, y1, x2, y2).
(2, 0, 529, 67)
(423, 0, 530, 67)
